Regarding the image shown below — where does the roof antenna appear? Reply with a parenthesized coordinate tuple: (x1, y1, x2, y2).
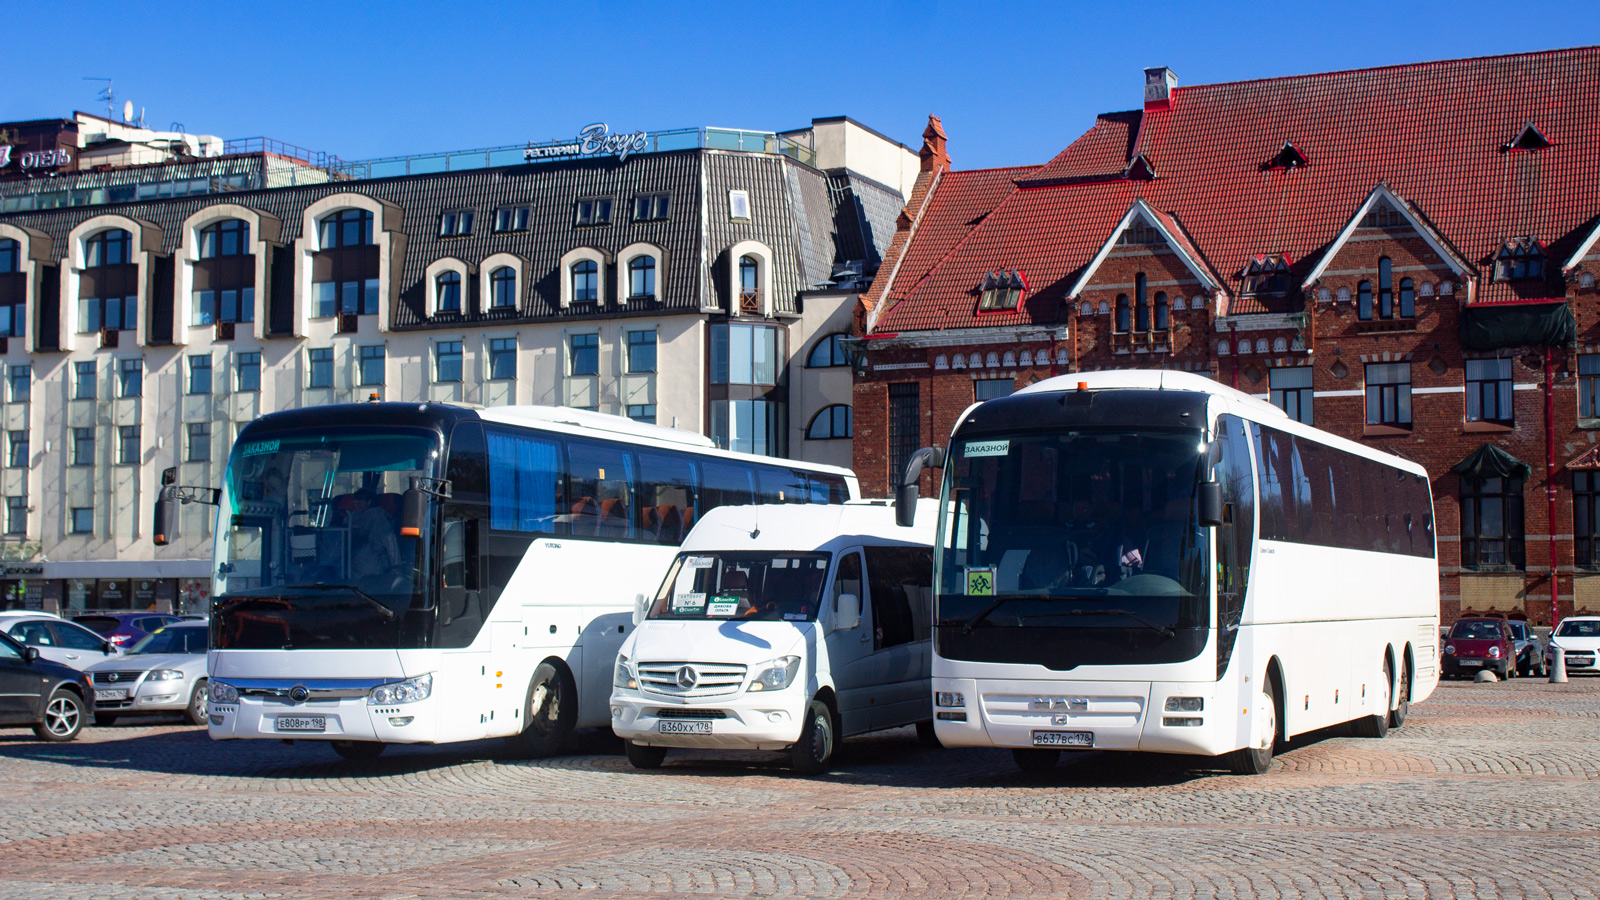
(83, 77, 114, 120)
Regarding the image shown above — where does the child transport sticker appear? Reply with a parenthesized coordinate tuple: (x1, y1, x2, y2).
(964, 439, 1010, 457)
(706, 596, 740, 617)
(967, 567, 997, 596)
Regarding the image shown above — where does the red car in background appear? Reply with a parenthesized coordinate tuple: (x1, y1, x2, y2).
(73, 614, 183, 649)
(1442, 617, 1517, 679)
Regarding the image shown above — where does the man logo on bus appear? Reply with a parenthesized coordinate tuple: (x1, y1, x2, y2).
(675, 666, 699, 690)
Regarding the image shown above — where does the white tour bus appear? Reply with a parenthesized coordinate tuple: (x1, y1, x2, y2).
(611, 499, 937, 773)
(155, 401, 857, 759)
(895, 370, 1439, 774)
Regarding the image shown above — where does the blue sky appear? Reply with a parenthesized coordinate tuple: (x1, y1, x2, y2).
(5, 1, 1597, 171)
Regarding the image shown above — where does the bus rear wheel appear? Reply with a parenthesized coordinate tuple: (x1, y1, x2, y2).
(1388, 663, 1410, 730)
(1224, 677, 1279, 775)
(505, 661, 577, 759)
(1350, 660, 1391, 739)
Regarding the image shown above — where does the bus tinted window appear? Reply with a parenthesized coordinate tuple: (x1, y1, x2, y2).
(637, 451, 698, 545)
(567, 440, 636, 540)
(701, 460, 755, 516)
(487, 430, 562, 533)
(447, 423, 488, 504)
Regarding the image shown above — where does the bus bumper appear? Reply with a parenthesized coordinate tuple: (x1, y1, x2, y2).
(206, 695, 438, 744)
(610, 692, 805, 751)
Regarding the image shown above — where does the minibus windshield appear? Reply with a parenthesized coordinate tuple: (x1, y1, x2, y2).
(651, 552, 831, 622)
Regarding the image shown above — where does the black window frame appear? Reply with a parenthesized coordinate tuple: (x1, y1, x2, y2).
(489, 266, 517, 309)
(634, 193, 670, 221)
(358, 345, 385, 387)
(73, 361, 96, 400)
(187, 355, 212, 395)
(198, 219, 250, 259)
(318, 209, 374, 249)
(1575, 471, 1600, 570)
(1365, 362, 1412, 427)
(889, 383, 920, 487)
(570, 260, 599, 304)
(186, 422, 210, 462)
(575, 198, 613, 227)
(627, 255, 656, 299)
(807, 333, 849, 368)
(4, 495, 25, 536)
(435, 270, 462, 313)
(1465, 358, 1514, 425)
(570, 333, 599, 376)
(236, 352, 261, 392)
(70, 506, 93, 535)
(6, 430, 26, 469)
(307, 347, 334, 389)
(435, 341, 463, 383)
(438, 209, 474, 238)
(493, 206, 530, 233)
(489, 338, 517, 381)
(806, 404, 852, 440)
(1461, 472, 1525, 570)
(1269, 366, 1314, 425)
(626, 330, 656, 374)
(7, 365, 30, 404)
(118, 425, 140, 465)
(117, 358, 142, 398)
(71, 426, 94, 467)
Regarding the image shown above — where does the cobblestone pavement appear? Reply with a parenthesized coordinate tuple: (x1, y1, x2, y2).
(1, 679, 1597, 899)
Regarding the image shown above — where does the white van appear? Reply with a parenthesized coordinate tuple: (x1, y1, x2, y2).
(610, 499, 938, 773)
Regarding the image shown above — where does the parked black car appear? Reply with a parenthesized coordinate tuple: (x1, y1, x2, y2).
(0, 630, 92, 741)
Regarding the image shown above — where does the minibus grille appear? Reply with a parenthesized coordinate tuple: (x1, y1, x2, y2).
(655, 708, 728, 719)
(637, 662, 747, 698)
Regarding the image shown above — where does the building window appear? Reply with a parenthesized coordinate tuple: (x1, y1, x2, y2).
(571, 260, 599, 304)
(70, 506, 93, 535)
(570, 333, 599, 376)
(1114, 294, 1131, 333)
(626, 330, 656, 373)
(7, 365, 30, 404)
(1399, 277, 1415, 318)
(635, 194, 670, 221)
(889, 383, 920, 484)
(7, 431, 26, 469)
(193, 287, 255, 327)
(1461, 473, 1525, 570)
(313, 209, 378, 318)
(435, 271, 462, 313)
(737, 256, 760, 311)
(308, 348, 334, 389)
(1365, 362, 1412, 427)
(236, 352, 261, 392)
(5, 496, 24, 536)
(117, 358, 142, 398)
(0, 239, 15, 273)
(1269, 367, 1313, 424)
(435, 341, 463, 383)
(489, 338, 516, 380)
(628, 255, 656, 299)
(806, 404, 853, 439)
(710, 322, 781, 386)
(977, 270, 1024, 311)
(1466, 358, 1513, 425)
(975, 379, 1014, 402)
(438, 210, 474, 237)
(187, 422, 210, 462)
(74, 361, 96, 400)
(626, 404, 657, 424)
(80, 293, 138, 334)
(1378, 257, 1393, 318)
(709, 399, 784, 456)
(1241, 254, 1291, 300)
(118, 425, 140, 465)
(1357, 280, 1374, 320)
(72, 427, 94, 466)
(188, 355, 212, 395)
(1133, 274, 1151, 331)
(199, 219, 249, 258)
(493, 206, 530, 233)
(1494, 237, 1546, 282)
(1361, 201, 1404, 228)
(729, 190, 750, 220)
(575, 198, 612, 226)
(808, 333, 849, 368)
(358, 345, 385, 386)
(313, 278, 379, 317)
(318, 209, 373, 249)
(490, 267, 516, 309)
(1578, 472, 1600, 569)
(1153, 291, 1169, 330)
(85, 229, 130, 267)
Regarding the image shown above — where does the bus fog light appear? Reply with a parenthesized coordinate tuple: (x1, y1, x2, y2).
(388, 716, 414, 727)
(368, 673, 433, 705)
(937, 711, 967, 721)
(1163, 716, 1203, 727)
(935, 692, 965, 708)
(767, 711, 786, 722)
(209, 715, 224, 726)
(1164, 697, 1203, 712)
(143, 694, 178, 704)
(611, 706, 622, 719)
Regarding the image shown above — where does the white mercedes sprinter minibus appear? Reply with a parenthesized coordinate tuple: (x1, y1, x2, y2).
(610, 499, 937, 773)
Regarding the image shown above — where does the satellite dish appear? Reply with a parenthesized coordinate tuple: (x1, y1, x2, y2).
(122, 100, 133, 123)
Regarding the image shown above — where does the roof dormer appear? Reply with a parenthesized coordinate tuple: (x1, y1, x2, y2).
(1493, 236, 1547, 282)
(976, 270, 1025, 311)
(1240, 254, 1294, 299)
(1262, 141, 1308, 171)
(1502, 123, 1553, 153)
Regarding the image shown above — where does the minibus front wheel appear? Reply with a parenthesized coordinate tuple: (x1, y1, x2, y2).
(789, 698, 836, 775)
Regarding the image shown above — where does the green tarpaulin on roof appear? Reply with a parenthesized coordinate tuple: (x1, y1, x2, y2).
(1459, 301, 1576, 351)
(1451, 444, 1531, 480)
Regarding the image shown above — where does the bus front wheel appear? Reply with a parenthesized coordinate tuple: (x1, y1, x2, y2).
(505, 661, 577, 759)
(1225, 677, 1279, 775)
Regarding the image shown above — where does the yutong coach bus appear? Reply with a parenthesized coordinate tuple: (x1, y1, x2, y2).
(897, 370, 1438, 775)
(155, 402, 855, 759)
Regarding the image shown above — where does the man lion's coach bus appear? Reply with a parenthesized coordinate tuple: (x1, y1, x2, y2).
(154, 402, 856, 759)
(895, 370, 1438, 775)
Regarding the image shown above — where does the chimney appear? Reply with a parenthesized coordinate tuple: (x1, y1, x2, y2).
(919, 114, 950, 174)
(1144, 67, 1178, 112)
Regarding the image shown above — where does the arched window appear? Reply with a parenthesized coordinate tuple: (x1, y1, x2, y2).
(81, 229, 137, 334)
(1134, 273, 1149, 332)
(1218, 340, 1230, 356)
(318, 209, 373, 249)
(1420, 282, 1435, 297)
(985, 352, 999, 368)
(806, 405, 853, 440)
(1357, 280, 1373, 320)
(571, 260, 599, 304)
(628, 255, 656, 299)
(739, 255, 759, 293)
(1399, 277, 1415, 317)
(1115, 294, 1131, 333)
(968, 353, 982, 368)
(1191, 295, 1206, 309)
(1377, 257, 1393, 318)
(1255, 339, 1269, 355)
(1317, 288, 1331, 303)
(1080, 301, 1092, 316)
(808, 333, 849, 367)
(1174, 296, 1187, 311)
(199, 219, 250, 258)
(1153, 291, 1169, 330)
(1273, 337, 1288, 353)
(934, 354, 949, 370)
(1097, 299, 1110, 315)
(1055, 348, 1069, 365)
(312, 209, 378, 317)
(951, 354, 967, 370)
(1337, 286, 1350, 303)
(85, 229, 131, 268)
(490, 266, 517, 309)
(1238, 340, 1252, 355)
(0, 239, 20, 338)
(1002, 351, 1016, 367)
(0, 239, 16, 274)
(1019, 350, 1034, 367)
(435, 271, 461, 313)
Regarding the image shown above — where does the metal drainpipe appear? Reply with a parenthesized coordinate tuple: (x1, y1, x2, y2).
(1547, 349, 1559, 628)
(1230, 323, 1239, 391)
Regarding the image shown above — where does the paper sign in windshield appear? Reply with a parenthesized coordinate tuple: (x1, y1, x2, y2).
(707, 597, 740, 617)
(685, 557, 716, 569)
(673, 592, 706, 611)
(967, 567, 996, 596)
(964, 440, 1010, 458)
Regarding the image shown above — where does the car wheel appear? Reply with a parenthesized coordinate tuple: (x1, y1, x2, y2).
(93, 714, 119, 727)
(915, 720, 943, 749)
(330, 741, 387, 760)
(624, 741, 667, 769)
(788, 699, 837, 775)
(1225, 676, 1280, 774)
(1502, 662, 1515, 680)
(1350, 660, 1391, 738)
(1011, 748, 1061, 773)
(34, 689, 86, 742)
(184, 679, 209, 726)
(504, 661, 577, 759)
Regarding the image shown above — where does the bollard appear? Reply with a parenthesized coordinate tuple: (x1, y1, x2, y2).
(1475, 669, 1499, 683)
(1550, 645, 1568, 683)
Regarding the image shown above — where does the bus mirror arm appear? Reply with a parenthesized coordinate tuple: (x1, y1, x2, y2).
(401, 477, 451, 538)
(152, 466, 220, 546)
(896, 447, 947, 528)
(1198, 481, 1225, 527)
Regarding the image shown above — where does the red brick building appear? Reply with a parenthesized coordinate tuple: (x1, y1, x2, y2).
(853, 47, 1600, 626)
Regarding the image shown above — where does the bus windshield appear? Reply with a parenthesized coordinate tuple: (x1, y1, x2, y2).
(935, 427, 1210, 666)
(212, 427, 439, 650)
(650, 552, 831, 622)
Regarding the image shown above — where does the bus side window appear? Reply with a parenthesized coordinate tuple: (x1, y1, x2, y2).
(638, 451, 698, 545)
(700, 460, 755, 518)
(865, 546, 933, 648)
(566, 439, 636, 540)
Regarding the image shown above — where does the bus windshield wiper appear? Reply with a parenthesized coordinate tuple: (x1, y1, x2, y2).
(297, 583, 397, 621)
(959, 595, 1053, 634)
(1016, 607, 1175, 637)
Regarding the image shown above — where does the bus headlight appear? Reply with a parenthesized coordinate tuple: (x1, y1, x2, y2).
(614, 656, 637, 690)
(1164, 697, 1203, 712)
(209, 681, 239, 704)
(748, 656, 801, 692)
(368, 673, 433, 705)
(147, 669, 186, 682)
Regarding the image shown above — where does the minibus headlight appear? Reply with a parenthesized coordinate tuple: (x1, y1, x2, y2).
(614, 656, 637, 690)
(1164, 697, 1203, 712)
(748, 656, 801, 692)
(209, 681, 238, 704)
(368, 673, 433, 705)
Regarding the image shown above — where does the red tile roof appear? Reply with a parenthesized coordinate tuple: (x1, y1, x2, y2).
(872, 46, 1600, 333)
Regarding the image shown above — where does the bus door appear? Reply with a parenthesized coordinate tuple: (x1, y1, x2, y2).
(439, 423, 488, 649)
(1214, 414, 1255, 680)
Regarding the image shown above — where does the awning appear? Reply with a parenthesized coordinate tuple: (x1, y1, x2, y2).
(1451, 444, 1531, 480)
(1459, 301, 1575, 351)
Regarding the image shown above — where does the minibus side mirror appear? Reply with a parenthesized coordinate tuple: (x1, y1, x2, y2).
(1198, 482, 1225, 527)
(633, 593, 650, 626)
(896, 446, 947, 528)
(836, 593, 861, 631)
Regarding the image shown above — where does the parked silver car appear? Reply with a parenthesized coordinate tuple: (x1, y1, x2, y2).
(1, 613, 123, 671)
(84, 622, 209, 726)
(1507, 620, 1546, 677)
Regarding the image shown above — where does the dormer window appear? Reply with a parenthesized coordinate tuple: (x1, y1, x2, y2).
(438, 210, 473, 237)
(977, 270, 1024, 311)
(575, 198, 612, 227)
(1503, 123, 1552, 153)
(1263, 142, 1308, 170)
(1494, 237, 1546, 281)
(1240, 254, 1292, 299)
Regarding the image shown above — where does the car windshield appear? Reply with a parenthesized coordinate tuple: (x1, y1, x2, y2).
(1450, 621, 1504, 640)
(650, 552, 831, 621)
(130, 627, 208, 655)
(1556, 620, 1600, 638)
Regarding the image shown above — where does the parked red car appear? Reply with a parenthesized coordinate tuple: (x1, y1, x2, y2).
(1442, 617, 1516, 679)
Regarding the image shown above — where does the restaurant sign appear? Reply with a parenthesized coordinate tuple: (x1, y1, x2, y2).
(523, 123, 649, 164)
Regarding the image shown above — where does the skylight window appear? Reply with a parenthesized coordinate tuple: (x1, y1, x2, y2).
(976, 270, 1025, 311)
(1503, 123, 1553, 152)
(1263, 142, 1308, 170)
(1494, 236, 1546, 281)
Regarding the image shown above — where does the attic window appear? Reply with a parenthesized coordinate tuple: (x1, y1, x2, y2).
(1503, 123, 1553, 153)
(1360, 200, 1405, 229)
(977, 270, 1025, 310)
(1264, 142, 1308, 170)
(1117, 217, 1163, 246)
(1240, 254, 1293, 299)
(1494, 237, 1546, 282)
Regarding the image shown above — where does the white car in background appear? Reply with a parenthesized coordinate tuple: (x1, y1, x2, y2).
(84, 621, 210, 726)
(1547, 616, 1600, 675)
(1, 613, 123, 670)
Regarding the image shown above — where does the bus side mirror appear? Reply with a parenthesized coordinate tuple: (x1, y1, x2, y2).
(836, 593, 861, 631)
(153, 487, 178, 546)
(1198, 482, 1225, 527)
(400, 489, 425, 538)
(896, 446, 946, 528)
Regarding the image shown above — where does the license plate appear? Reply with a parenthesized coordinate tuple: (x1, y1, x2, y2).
(276, 716, 326, 732)
(659, 720, 711, 735)
(1031, 730, 1093, 748)
(95, 689, 128, 701)
(1459, 659, 1484, 667)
